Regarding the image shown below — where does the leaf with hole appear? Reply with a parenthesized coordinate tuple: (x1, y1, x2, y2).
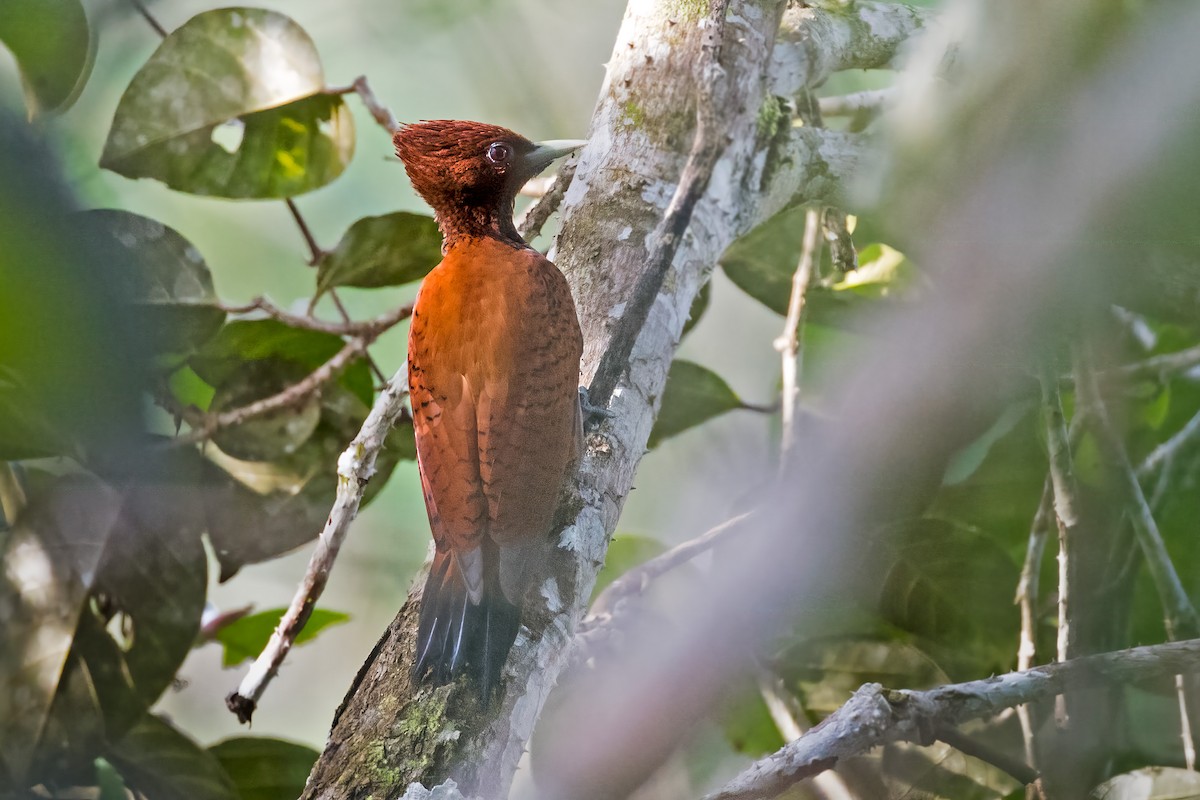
(213, 608, 349, 668)
(107, 715, 239, 800)
(0, 0, 94, 116)
(314, 212, 443, 300)
(649, 360, 746, 448)
(100, 8, 353, 198)
(210, 737, 319, 800)
(82, 209, 225, 355)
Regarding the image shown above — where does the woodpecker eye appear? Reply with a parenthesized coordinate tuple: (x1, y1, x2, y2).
(485, 142, 513, 165)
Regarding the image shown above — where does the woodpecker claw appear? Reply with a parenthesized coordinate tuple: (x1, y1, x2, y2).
(579, 386, 614, 430)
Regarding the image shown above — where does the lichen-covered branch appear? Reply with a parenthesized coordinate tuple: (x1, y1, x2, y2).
(707, 639, 1200, 800)
(771, 1, 937, 96)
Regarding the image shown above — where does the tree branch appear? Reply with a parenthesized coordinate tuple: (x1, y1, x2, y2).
(227, 365, 410, 722)
(775, 208, 822, 470)
(218, 297, 413, 337)
(706, 639, 1200, 800)
(771, 1, 937, 96)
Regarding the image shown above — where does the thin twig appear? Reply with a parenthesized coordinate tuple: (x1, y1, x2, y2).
(516, 159, 578, 243)
(219, 297, 413, 337)
(774, 208, 823, 471)
(286, 198, 326, 266)
(328, 76, 400, 134)
(1082, 342, 1200, 384)
(586, 0, 733, 411)
(129, 0, 168, 37)
(933, 723, 1039, 787)
(1137, 408, 1200, 511)
(169, 339, 365, 447)
(1040, 365, 1081, 665)
(1015, 478, 1052, 767)
(706, 638, 1200, 800)
(227, 366, 410, 723)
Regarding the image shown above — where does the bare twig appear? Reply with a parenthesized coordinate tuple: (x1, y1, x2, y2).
(227, 365, 410, 722)
(219, 297, 413, 337)
(328, 76, 400, 134)
(706, 639, 1200, 800)
(1137, 408, 1200, 510)
(286, 198, 326, 265)
(774, 208, 823, 471)
(516, 159, 577, 243)
(1040, 366, 1081, 669)
(1015, 478, 1052, 766)
(129, 0, 168, 37)
(1100, 343, 1200, 384)
(933, 723, 1039, 787)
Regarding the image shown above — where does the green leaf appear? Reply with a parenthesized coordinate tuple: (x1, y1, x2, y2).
(591, 534, 667, 600)
(100, 8, 353, 198)
(82, 209, 225, 355)
(0, 0, 94, 116)
(649, 360, 744, 448)
(315, 212, 443, 299)
(881, 741, 1019, 799)
(942, 401, 1032, 486)
(214, 608, 349, 667)
(1092, 767, 1200, 799)
(209, 737, 318, 800)
(95, 757, 129, 800)
(719, 205, 808, 316)
(877, 518, 1020, 678)
(107, 715, 239, 800)
(210, 361, 323, 462)
(779, 637, 949, 718)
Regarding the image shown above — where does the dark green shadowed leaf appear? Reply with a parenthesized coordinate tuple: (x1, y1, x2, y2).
(100, 8, 353, 198)
(0, 0, 94, 116)
(209, 361, 323, 462)
(315, 212, 443, 299)
(107, 715, 239, 800)
(214, 608, 349, 667)
(82, 209, 225, 355)
(681, 280, 711, 338)
(719, 205, 808, 316)
(649, 360, 744, 448)
(210, 737, 318, 800)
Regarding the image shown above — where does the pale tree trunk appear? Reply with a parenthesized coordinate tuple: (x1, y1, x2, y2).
(301, 2, 928, 798)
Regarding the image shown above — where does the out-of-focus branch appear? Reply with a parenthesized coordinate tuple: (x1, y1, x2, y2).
(819, 89, 893, 119)
(1100, 343, 1200, 384)
(1015, 479, 1052, 766)
(772, 2, 937, 96)
(775, 208, 823, 470)
(1076, 358, 1200, 641)
(706, 639, 1200, 800)
(227, 366, 410, 722)
(1039, 367, 1081, 667)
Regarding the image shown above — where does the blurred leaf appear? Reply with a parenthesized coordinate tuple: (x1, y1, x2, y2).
(717, 681, 786, 757)
(0, 0, 93, 116)
(780, 637, 948, 718)
(0, 474, 123, 782)
(315, 212, 443, 299)
(213, 608, 349, 667)
(82, 209, 225, 356)
(95, 757, 129, 800)
(649, 360, 744, 448)
(681, 280, 711, 338)
(591, 534, 667, 600)
(882, 741, 1019, 799)
(877, 518, 1021, 678)
(100, 8, 353, 198)
(1092, 767, 1200, 799)
(191, 319, 372, 406)
(107, 714, 239, 800)
(210, 362, 323, 462)
(0, 462, 28, 531)
(210, 737, 318, 800)
(169, 365, 216, 413)
(943, 402, 1033, 486)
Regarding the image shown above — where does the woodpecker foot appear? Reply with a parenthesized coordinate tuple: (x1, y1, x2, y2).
(579, 386, 614, 430)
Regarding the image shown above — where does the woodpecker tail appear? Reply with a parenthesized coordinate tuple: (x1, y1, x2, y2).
(412, 546, 522, 701)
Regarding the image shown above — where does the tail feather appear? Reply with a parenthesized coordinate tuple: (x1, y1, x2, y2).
(412, 549, 523, 700)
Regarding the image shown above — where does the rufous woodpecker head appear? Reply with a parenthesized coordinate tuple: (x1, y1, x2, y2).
(393, 120, 585, 243)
